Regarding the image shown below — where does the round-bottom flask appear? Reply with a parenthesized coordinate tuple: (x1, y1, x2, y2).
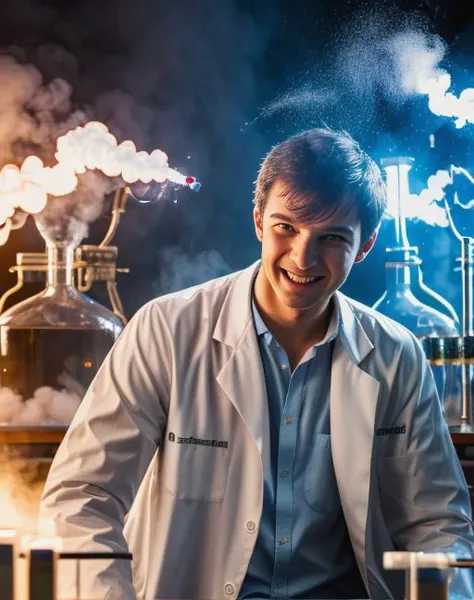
(373, 247, 461, 426)
(0, 220, 123, 427)
(0, 215, 123, 535)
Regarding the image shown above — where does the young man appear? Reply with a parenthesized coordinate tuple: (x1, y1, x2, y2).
(41, 128, 474, 599)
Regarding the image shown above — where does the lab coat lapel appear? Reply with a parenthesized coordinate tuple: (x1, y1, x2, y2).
(330, 293, 381, 576)
(214, 262, 270, 469)
(217, 321, 270, 468)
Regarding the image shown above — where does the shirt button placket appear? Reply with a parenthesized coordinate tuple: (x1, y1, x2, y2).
(273, 351, 296, 599)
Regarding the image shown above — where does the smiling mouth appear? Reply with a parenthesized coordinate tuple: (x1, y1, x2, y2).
(281, 269, 324, 285)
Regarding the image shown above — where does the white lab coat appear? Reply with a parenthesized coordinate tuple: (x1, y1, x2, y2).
(40, 261, 474, 599)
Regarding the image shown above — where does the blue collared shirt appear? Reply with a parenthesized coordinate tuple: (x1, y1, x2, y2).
(239, 300, 367, 599)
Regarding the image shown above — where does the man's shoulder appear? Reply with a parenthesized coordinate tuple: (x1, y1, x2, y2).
(154, 268, 240, 307)
(340, 293, 419, 348)
(136, 267, 245, 331)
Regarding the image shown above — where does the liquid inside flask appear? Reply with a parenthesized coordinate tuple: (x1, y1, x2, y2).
(0, 214, 123, 426)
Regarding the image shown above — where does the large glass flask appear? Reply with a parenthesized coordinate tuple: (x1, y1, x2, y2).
(372, 246, 459, 337)
(0, 213, 123, 427)
(373, 158, 461, 425)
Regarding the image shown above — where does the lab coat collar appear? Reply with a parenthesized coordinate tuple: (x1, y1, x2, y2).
(213, 260, 374, 366)
(212, 260, 259, 348)
(333, 292, 374, 365)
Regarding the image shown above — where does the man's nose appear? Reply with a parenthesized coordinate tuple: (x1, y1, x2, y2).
(289, 237, 319, 270)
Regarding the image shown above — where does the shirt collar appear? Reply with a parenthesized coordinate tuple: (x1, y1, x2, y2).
(252, 300, 269, 337)
(251, 297, 340, 348)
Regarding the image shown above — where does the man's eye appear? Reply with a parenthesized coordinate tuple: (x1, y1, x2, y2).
(322, 234, 346, 242)
(276, 223, 295, 232)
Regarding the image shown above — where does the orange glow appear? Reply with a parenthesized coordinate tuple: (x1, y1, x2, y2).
(21, 535, 63, 552)
(0, 528, 17, 538)
(83, 360, 92, 368)
(0, 458, 46, 536)
(0, 483, 23, 530)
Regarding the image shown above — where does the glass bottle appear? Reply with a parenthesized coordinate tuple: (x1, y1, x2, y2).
(373, 158, 461, 425)
(372, 246, 459, 337)
(0, 212, 123, 427)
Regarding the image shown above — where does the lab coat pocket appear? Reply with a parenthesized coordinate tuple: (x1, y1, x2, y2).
(161, 436, 229, 502)
(304, 433, 340, 513)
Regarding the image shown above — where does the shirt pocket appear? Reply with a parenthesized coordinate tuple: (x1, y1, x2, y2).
(304, 433, 340, 513)
(160, 435, 229, 502)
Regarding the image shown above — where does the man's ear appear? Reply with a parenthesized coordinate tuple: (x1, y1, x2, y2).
(354, 229, 378, 263)
(253, 207, 263, 242)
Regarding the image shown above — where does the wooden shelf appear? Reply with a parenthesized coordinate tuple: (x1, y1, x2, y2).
(0, 429, 471, 446)
(451, 433, 474, 446)
(0, 427, 67, 444)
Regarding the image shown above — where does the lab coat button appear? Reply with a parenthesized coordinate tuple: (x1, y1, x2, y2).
(245, 520, 257, 533)
(224, 582, 236, 595)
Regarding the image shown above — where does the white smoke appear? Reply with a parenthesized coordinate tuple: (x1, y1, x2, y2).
(0, 54, 43, 164)
(384, 166, 450, 227)
(388, 30, 446, 96)
(426, 76, 474, 128)
(336, 7, 474, 129)
(157, 247, 231, 295)
(384, 164, 474, 228)
(0, 52, 199, 247)
(408, 169, 451, 227)
(0, 383, 82, 426)
(257, 86, 337, 122)
(0, 52, 87, 166)
(55, 121, 174, 184)
(335, 8, 448, 109)
(0, 53, 102, 245)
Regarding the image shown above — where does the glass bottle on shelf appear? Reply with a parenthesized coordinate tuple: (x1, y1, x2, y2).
(0, 211, 123, 427)
(373, 157, 461, 426)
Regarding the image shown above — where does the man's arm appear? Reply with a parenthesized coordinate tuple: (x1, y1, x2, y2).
(40, 300, 171, 600)
(378, 336, 474, 598)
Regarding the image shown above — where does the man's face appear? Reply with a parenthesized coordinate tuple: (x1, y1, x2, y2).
(253, 179, 376, 316)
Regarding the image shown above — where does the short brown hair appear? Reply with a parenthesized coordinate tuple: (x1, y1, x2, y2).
(253, 128, 386, 245)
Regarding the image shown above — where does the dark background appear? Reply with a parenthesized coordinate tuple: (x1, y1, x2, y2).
(0, 0, 473, 320)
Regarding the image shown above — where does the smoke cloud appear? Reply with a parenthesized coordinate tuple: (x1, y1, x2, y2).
(0, 377, 82, 426)
(0, 52, 87, 165)
(156, 247, 232, 295)
(0, 0, 274, 308)
(334, 5, 447, 108)
(255, 1, 450, 154)
(0, 449, 46, 533)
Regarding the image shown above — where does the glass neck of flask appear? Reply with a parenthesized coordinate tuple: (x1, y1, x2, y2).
(385, 263, 414, 290)
(46, 244, 75, 288)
